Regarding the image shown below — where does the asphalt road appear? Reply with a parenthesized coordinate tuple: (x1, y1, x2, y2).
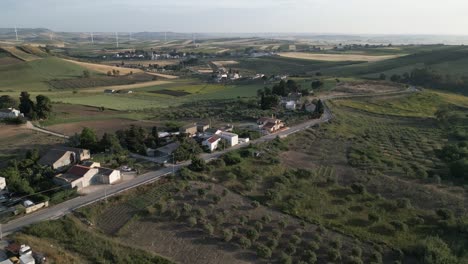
(2, 87, 412, 236)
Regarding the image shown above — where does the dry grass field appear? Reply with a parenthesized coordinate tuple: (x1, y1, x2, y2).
(278, 52, 401, 62)
(63, 59, 142, 75)
(211, 60, 239, 67)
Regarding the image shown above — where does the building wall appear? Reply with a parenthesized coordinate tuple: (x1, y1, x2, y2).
(52, 152, 75, 171)
(0, 177, 6, 191)
(101, 170, 121, 184)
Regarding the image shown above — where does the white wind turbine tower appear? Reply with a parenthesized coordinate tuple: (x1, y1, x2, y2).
(14, 26, 19, 42)
(164, 31, 167, 42)
(90, 32, 94, 44)
(115, 32, 119, 48)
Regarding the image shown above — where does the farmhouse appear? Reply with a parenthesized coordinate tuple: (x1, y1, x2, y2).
(197, 122, 210, 133)
(257, 117, 285, 133)
(54, 165, 99, 190)
(215, 131, 239, 147)
(54, 164, 121, 190)
(152, 142, 180, 158)
(38, 149, 76, 171)
(202, 135, 221, 152)
(0, 108, 23, 119)
(38, 147, 90, 171)
(179, 124, 198, 136)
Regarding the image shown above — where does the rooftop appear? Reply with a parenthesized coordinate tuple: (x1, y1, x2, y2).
(68, 165, 92, 177)
(38, 149, 72, 166)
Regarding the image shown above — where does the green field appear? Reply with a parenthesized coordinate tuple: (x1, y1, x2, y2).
(0, 57, 90, 91)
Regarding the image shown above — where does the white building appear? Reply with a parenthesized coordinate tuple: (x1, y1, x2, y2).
(285, 101, 296, 110)
(216, 131, 239, 147)
(0, 108, 23, 119)
(0, 177, 6, 191)
(202, 135, 221, 152)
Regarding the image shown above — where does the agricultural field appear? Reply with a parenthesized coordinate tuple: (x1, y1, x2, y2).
(278, 52, 402, 62)
(0, 124, 65, 166)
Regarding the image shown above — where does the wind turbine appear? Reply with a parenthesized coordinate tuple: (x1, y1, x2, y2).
(164, 31, 167, 42)
(115, 32, 119, 48)
(14, 26, 19, 42)
(90, 32, 94, 44)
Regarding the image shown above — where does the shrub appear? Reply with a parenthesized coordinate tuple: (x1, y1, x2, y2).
(279, 219, 288, 229)
(266, 238, 278, 249)
(256, 244, 272, 259)
(328, 249, 341, 262)
(223, 152, 242, 165)
(396, 198, 412, 209)
(351, 183, 366, 194)
(238, 236, 251, 249)
(203, 223, 214, 235)
(254, 221, 263, 231)
(187, 216, 197, 227)
(261, 214, 272, 223)
(331, 238, 342, 249)
(272, 229, 282, 239)
(368, 213, 381, 223)
(223, 229, 233, 242)
(251, 201, 260, 208)
(280, 252, 292, 264)
(390, 220, 408, 232)
(290, 235, 301, 245)
(436, 208, 454, 220)
(417, 236, 458, 264)
(246, 229, 259, 241)
(370, 251, 383, 263)
(351, 246, 362, 257)
(308, 241, 319, 251)
(239, 215, 249, 226)
(304, 251, 317, 264)
(197, 188, 207, 197)
(285, 242, 296, 255)
(348, 256, 364, 264)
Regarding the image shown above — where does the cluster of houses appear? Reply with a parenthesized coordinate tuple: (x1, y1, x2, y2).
(147, 117, 285, 160)
(213, 68, 242, 82)
(0, 108, 23, 119)
(1, 243, 44, 264)
(38, 146, 122, 191)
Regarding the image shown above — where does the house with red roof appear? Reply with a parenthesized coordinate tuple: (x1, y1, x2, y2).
(257, 117, 285, 133)
(202, 135, 221, 152)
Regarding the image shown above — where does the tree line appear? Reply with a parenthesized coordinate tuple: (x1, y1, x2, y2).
(0, 92, 52, 120)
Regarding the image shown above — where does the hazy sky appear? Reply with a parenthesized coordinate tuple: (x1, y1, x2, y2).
(2, 0, 468, 34)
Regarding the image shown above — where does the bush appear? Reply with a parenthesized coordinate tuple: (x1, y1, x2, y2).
(436, 208, 454, 220)
(390, 220, 408, 232)
(290, 235, 301, 245)
(280, 252, 292, 264)
(246, 229, 259, 241)
(308, 241, 319, 251)
(238, 236, 251, 249)
(351, 246, 362, 257)
(203, 223, 214, 235)
(187, 216, 197, 227)
(328, 249, 341, 262)
(304, 251, 317, 264)
(396, 198, 412, 209)
(417, 236, 458, 264)
(256, 244, 272, 259)
(251, 201, 260, 208)
(223, 152, 242, 165)
(368, 213, 381, 223)
(285, 242, 296, 255)
(223, 229, 233, 242)
(351, 183, 366, 194)
(261, 214, 272, 223)
(370, 251, 383, 263)
(254, 221, 263, 231)
(330, 238, 342, 249)
(348, 256, 364, 264)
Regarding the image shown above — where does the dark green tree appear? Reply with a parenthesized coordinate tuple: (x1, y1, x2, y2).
(80, 127, 98, 151)
(0, 95, 18, 109)
(35, 95, 52, 119)
(19, 91, 35, 118)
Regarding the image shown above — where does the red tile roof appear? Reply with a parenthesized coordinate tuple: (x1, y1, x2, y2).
(68, 165, 91, 177)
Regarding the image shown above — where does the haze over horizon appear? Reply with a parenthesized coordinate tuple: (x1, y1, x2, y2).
(2, 0, 468, 35)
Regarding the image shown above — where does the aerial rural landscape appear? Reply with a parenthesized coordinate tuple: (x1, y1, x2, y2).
(0, 1, 468, 264)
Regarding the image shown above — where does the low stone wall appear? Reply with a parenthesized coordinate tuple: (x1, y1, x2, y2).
(25, 201, 49, 214)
